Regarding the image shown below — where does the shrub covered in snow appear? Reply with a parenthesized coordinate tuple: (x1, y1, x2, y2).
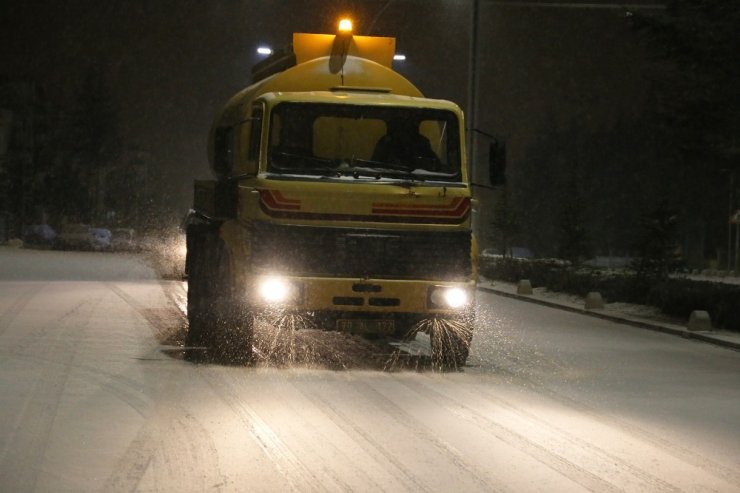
(646, 279, 740, 332)
(481, 257, 740, 332)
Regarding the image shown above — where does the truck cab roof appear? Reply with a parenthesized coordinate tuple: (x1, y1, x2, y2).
(259, 90, 463, 115)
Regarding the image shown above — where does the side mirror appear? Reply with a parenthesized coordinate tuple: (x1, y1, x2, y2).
(489, 139, 507, 186)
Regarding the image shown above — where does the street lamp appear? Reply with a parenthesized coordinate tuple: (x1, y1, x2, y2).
(721, 168, 738, 271)
(468, 0, 480, 179)
(256, 46, 273, 56)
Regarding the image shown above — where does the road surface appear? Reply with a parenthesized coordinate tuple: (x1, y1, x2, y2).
(1, 247, 739, 492)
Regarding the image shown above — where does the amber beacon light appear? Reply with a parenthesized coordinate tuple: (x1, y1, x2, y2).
(337, 18, 353, 34)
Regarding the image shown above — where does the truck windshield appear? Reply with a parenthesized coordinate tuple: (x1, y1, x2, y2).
(268, 102, 462, 182)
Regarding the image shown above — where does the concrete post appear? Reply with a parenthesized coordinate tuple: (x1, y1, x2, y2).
(688, 310, 712, 332)
(517, 279, 533, 295)
(584, 292, 605, 310)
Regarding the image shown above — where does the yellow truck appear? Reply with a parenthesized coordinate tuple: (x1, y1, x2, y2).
(185, 21, 477, 369)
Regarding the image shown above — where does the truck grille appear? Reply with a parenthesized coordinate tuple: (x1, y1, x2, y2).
(251, 222, 471, 281)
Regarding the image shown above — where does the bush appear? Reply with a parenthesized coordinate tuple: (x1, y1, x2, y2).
(481, 257, 740, 332)
(646, 280, 740, 332)
(480, 257, 644, 300)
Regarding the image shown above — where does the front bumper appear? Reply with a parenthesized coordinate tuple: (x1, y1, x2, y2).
(243, 275, 476, 316)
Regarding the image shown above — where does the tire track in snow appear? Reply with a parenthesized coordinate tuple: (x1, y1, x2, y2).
(400, 376, 668, 493)
(291, 380, 430, 492)
(238, 375, 382, 492)
(479, 384, 680, 492)
(4, 349, 152, 418)
(463, 382, 683, 492)
(478, 292, 740, 488)
(103, 402, 223, 493)
(196, 367, 326, 493)
(560, 397, 740, 489)
(95, 282, 221, 492)
(154, 413, 223, 491)
(0, 299, 86, 365)
(0, 292, 99, 492)
(350, 379, 498, 492)
(2, 283, 170, 420)
(0, 282, 46, 338)
(100, 364, 222, 489)
(482, 361, 740, 489)
(105, 282, 184, 342)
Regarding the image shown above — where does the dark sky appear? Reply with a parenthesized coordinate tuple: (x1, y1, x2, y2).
(478, 3, 654, 158)
(1, 0, 657, 208)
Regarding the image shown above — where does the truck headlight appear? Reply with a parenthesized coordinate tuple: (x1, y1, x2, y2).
(258, 277, 302, 304)
(429, 286, 470, 309)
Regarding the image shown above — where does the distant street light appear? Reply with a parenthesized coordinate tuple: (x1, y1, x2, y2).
(393, 54, 406, 61)
(256, 46, 273, 56)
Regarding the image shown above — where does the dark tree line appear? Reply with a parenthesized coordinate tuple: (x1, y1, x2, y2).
(10, 61, 179, 234)
(632, 0, 740, 266)
(490, 0, 740, 269)
(38, 62, 121, 224)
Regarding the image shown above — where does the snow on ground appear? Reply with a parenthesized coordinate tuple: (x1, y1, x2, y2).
(481, 277, 686, 326)
(531, 284, 684, 324)
(0, 245, 160, 281)
(680, 272, 740, 285)
(1, 248, 740, 492)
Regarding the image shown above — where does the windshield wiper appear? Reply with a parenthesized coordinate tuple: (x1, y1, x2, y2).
(335, 160, 426, 182)
(371, 168, 426, 181)
(295, 167, 343, 178)
(354, 159, 460, 182)
(269, 152, 344, 177)
(339, 167, 417, 181)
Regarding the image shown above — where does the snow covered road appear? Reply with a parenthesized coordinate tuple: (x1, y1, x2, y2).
(1, 248, 739, 492)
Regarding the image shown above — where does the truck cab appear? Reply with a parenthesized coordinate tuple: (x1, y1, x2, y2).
(186, 23, 476, 369)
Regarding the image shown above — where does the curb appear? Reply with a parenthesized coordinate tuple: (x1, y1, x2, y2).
(477, 285, 740, 352)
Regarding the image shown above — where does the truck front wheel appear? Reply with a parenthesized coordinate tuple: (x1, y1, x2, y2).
(186, 223, 254, 364)
(185, 224, 218, 361)
(429, 319, 473, 371)
(212, 301, 254, 365)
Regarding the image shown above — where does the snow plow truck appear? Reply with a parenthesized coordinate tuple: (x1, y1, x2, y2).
(185, 20, 478, 369)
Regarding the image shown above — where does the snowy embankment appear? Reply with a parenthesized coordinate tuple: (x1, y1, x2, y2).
(678, 272, 740, 285)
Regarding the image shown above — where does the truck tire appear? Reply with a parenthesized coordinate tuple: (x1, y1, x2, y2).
(212, 302, 254, 365)
(185, 223, 254, 364)
(394, 315, 422, 341)
(209, 238, 254, 365)
(430, 319, 473, 371)
(185, 224, 218, 361)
